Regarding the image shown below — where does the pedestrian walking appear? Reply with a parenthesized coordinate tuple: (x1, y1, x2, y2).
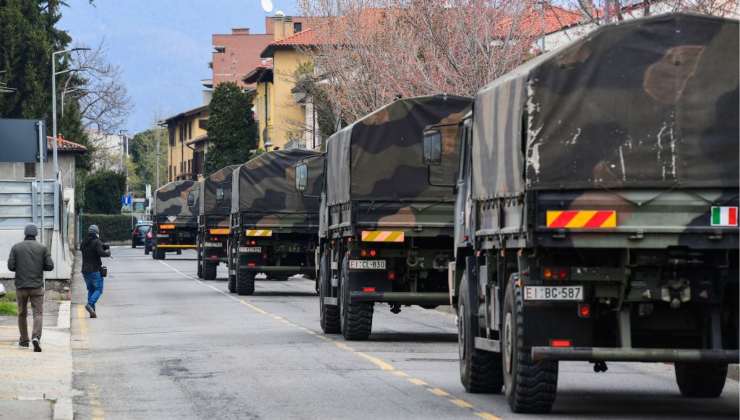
(80, 225, 110, 318)
(7, 224, 54, 352)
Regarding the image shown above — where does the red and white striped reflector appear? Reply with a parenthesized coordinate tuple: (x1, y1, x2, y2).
(711, 207, 738, 227)
(546, 210, 617, 229)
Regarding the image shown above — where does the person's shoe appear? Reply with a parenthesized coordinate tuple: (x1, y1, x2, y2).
(32, 338, 41, 353)
(85, 304, 97, 318)
(18, 341, 29, 348)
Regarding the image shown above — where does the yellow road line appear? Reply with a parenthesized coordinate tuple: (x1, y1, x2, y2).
(450, 399, 474, 409)
(408, 378, 428, 386)
(355, 352, 395, 371)
(475, 412, 502, 420)
(429, 387, 450, 397)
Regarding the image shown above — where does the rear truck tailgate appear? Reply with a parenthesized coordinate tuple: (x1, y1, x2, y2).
(536, 189, 738, 249)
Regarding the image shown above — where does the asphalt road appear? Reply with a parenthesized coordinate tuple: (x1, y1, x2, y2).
(71, 247, 739, 420)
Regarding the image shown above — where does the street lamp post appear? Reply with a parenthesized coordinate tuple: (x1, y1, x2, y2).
(52, 47, 90, 183)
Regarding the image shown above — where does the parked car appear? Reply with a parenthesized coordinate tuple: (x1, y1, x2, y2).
(131, 222, 152, 248)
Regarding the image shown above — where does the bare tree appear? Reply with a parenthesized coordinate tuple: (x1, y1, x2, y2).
(298, 0, 540, 123)
(565, 0, 738, 24)
(61, 42, 132, 134)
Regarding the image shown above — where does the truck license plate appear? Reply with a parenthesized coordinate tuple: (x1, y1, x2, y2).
(524, 286, 583, 301)
(349, 259, 386, 270)
(239, 246, 262, 253)
(204, 242, 222, 248)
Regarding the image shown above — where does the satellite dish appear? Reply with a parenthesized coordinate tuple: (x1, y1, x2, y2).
(260, 0, 273, 13)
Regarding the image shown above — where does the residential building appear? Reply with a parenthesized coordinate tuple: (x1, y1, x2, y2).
(0, 135, 87, 188)
(87, 130, 127, 172)
(203, 14, 319, 96)
(247, 29, 321, 151)
(163, 105, 208, 182)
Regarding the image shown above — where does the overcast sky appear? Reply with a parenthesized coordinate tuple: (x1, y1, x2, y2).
(60, 0, 298, 135)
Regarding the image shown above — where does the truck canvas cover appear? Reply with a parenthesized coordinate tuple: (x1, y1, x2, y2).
(233, 149, 323, 214)
(200, 165, 240, 216)
(154, 180, 200, 218)
(326, 95, 472, 206)
(472, 13, 739, 199)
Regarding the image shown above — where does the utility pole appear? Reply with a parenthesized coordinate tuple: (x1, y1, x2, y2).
(156, 128, 161, 189)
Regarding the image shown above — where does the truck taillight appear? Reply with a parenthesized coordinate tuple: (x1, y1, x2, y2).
(359, 248, 377, 257)
(388, 271, 396, 281)
(543, 267, 569, 281)
(550, 339, 572, 348)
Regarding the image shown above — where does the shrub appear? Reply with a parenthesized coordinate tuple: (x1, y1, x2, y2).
(84, 170, 126, 214)
(80, 214, 137, 242)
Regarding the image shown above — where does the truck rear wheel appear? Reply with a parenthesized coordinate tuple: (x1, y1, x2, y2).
(154, 249, 165, 260)
(236, 270, 255, 295)
(503, 278, 558, 413)
(228, 274, 236, 293)
(319, 253, 340, 334)
(340, 257, 373, 340)
(675, 362, 727, 398)
(197, 249, 204, 278)
(203, 261, 217, 280)
(458, 273, 503, 393)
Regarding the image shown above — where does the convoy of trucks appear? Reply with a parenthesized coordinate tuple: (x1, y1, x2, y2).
(140, 13, 738, 414)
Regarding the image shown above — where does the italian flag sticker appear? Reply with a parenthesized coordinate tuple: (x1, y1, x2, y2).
(711, 207, 738, 227)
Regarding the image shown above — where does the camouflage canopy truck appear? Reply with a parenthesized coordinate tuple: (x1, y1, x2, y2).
(197, 165, 240, 280)
(227, 149, 324, 295)
(450, 13, 739, 413)
(318, 95, 472, 340)
(152, 180, 200, 260)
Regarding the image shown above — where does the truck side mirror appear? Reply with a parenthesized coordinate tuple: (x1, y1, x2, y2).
(216, 187, 225, 202)
(295, 163, 308, 192)
(423, 130, 442, 165)
(187, 191, 195, 207)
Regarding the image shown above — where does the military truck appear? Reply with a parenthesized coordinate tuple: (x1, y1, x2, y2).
(450, 14, 739, 413)
(227, 149, 324, 295)
(197, 165, 239, 280)
(317, 95, 472, 340)
(151, 180, 200, 260)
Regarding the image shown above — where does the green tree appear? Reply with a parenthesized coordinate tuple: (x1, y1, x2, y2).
(128, 127, 167, 194)
(83, 169, 125, 214)
(294, 62, 341, 145)
(205, 82, 258, 175)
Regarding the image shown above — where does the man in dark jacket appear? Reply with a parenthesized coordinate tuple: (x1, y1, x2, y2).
(80, 224, 110, 318)
(7, 224, 54, 352)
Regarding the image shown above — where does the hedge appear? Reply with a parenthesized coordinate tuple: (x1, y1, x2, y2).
(80, 214, 138, 242)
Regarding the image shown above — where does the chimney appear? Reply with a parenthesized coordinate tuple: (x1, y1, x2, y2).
(232, 28, 250, 35)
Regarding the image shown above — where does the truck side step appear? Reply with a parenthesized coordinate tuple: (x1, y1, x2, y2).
(531, 347, 739, 363)
(474, 337, 500, 353)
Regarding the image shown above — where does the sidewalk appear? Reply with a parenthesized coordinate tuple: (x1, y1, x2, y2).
(0, 290, 74, 420)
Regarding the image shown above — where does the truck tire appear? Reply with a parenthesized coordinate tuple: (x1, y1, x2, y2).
(459, 273, 503, 393)
(675, 362, 727, 398)
(154, 249, 165, 260)
(197, 249, 204, 278)
(203, 261, 217, 280)
(503, 278, 558, 413)
(340, 257, 373, 340)
(228, 274, 236, 293)
(319, 253, 340, 334)
(236, 270, 255, 296)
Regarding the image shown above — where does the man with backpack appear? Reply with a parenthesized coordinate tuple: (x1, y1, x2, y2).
(81, 224, 111, 318)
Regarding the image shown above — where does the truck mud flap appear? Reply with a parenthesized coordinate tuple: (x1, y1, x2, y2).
(531, 347, 739, 363)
